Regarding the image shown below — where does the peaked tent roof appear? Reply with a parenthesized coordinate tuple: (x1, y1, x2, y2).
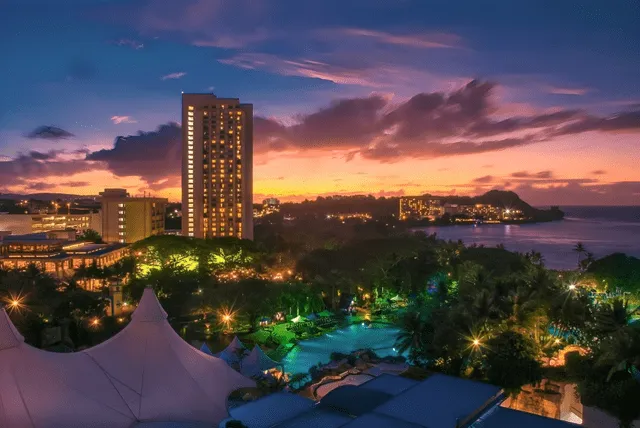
(200, 343, 213, 355)
(85, 288, 255, 425)
(291, 315, 304, 323)
(218, 336, 247, 366)
(226, 336, 246, 353)
(0, 309, 137, 428)
(241, 345, 280, 376)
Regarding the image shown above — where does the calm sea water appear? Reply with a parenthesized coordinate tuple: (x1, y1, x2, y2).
(416, 206, 640, 270)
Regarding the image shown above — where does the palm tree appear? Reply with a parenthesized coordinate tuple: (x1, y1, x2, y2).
(579, 252, 595, 271)
(525, 250, 545, 266)
(395, 311, 425, 357)
(594, 298, 639, 337)
(573, 242, 586, 267)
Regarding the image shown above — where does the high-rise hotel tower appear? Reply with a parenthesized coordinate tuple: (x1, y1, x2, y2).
(181, 94, 253, 239)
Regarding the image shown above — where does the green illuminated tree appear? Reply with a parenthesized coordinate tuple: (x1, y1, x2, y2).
(77, 229, 103, 243)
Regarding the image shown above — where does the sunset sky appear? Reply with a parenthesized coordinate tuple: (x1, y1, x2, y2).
(1, 0, 639, 205)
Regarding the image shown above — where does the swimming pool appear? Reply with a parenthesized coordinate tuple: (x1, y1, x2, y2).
(282, 323, 402, 375)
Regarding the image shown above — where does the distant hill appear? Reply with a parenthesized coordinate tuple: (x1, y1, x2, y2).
(0, 192, 97, 201)
(431, 190, 564, 221)
(279, 190, 564, 222)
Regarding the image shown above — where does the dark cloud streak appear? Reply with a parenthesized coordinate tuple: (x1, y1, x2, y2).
(26, 126, 75, 140)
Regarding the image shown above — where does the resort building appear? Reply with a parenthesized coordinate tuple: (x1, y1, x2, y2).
(399, 197, 444, 220)
(99, 188, 167, 244)
(254, 198, 281, 218)
(400, 198, 525, 222)
(0, 232, 128, 278)
(325, 213, 373, 222)
(181, 93, 254, 240)
(0, 212, 101, 236)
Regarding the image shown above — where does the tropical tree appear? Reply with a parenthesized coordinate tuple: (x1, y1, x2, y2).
(593, 298, 638, 337)
(77, 229, 103, 243)
(394, 311, 426, 358)
(485, 331, 543, 396)
(573, 242, 586, 268)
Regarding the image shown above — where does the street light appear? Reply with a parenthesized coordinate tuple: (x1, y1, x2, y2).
(4, 293, 25, 313)
(218, 307, 235, 331)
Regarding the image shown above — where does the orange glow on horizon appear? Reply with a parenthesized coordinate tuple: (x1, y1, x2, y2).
(3, 132, 638, 205)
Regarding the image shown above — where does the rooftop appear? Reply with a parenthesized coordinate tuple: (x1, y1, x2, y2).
(373, 374, 502, 427)
(224, 372, 580, 428)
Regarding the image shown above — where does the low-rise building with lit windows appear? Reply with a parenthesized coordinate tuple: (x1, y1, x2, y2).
(0, 212, 101, 236)
(0, 232, 128, 279)
(254, 198, 281, 218)
(99, 188, 167, 244)
(399, 197, 444, 220)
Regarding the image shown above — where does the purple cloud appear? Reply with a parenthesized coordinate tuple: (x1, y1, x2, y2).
(161, 72, 187, 80)
(26, 126, 74, 140)
(338, 28, 461, 49)
(254, 80, 640, 162)
(113, 39, 144, 49)
(86, 123, 181, 189)
(472, 175, 495, 184)
(111, 115, 137, 124)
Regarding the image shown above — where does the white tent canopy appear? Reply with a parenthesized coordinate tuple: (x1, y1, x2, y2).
(0, 288, 254, 428)
(0, 309, 137, 428)
(217, 336, 247, 366)
(241, 345, 280, 377)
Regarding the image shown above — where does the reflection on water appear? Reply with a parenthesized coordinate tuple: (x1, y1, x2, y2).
(282, 324, 401, 375)
(417, 207, 640, 269)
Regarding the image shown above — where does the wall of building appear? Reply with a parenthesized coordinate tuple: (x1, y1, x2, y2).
(101, 196, 166, 244)
(0, 214, 32, 235)
(0, 213, 101, 235)
(181, 94, 253, 240)
(101, 200, 124, 243)
(124, 200, 165, 243)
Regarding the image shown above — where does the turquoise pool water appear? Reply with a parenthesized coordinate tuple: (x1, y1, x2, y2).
(282, 323, 402, 375)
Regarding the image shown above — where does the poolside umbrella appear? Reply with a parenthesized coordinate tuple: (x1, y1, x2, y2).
(291, 315, 304, 323)
(317, 310, 332, 318)
(200, 343, 213, 355)
(240, 345, 281, 377)
(306, 313, 318, 321)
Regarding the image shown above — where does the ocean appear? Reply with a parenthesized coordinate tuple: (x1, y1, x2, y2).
(415, 206, 640, 270)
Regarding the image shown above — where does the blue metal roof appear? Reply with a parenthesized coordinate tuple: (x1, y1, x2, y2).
(471, 407, 581, 428)
(228, 393, 314, 428)
(359, 373, 420, 396)
(319, 385, 393, 416)
(374, 374, 503, 428)
(341, 413, 424, 428)
(274, 408, 351, 428)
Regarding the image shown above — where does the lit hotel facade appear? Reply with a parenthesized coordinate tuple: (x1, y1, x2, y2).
(181, 94, 253, 239)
